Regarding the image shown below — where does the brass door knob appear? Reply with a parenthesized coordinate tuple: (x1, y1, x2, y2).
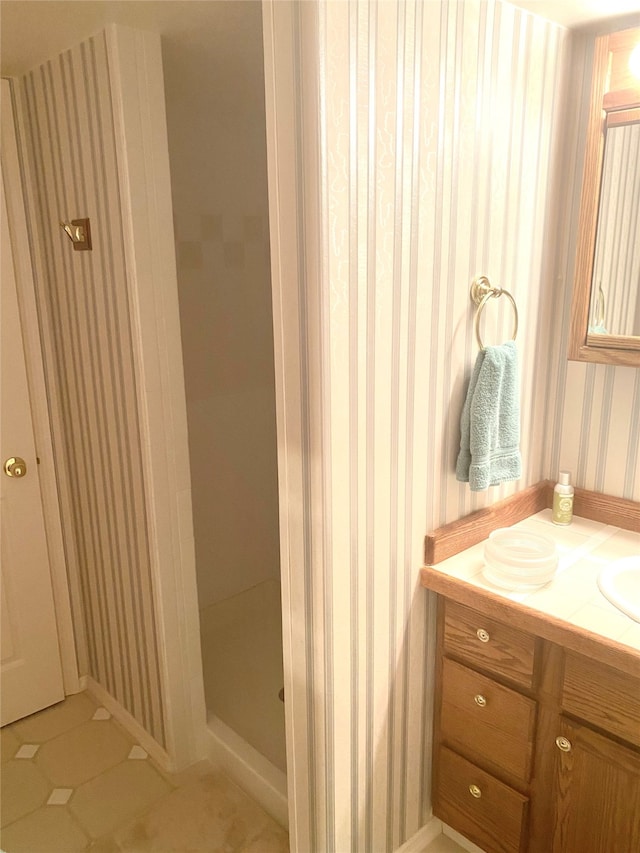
(555, 736, 572, 753)
(4, 457, 27, 478)
(469, 784, 482, 799)
(474, 694, 487, 708)
(476, 628, 490, 643)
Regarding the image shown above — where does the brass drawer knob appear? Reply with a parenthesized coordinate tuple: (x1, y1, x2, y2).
(469, 784, 482, 799)
(555, 736, 572, 753)
(474, 694, 487, 708)
(476, 628, 490, 643)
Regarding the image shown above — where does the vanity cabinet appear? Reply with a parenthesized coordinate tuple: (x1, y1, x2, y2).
(432, 598, 640, 853)
(551, 717, 640, 852)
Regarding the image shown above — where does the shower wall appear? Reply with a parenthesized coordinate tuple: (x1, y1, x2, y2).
(162, 1, 280, 609)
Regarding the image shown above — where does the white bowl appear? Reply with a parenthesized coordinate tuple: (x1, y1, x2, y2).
(483, 528, 558, 591)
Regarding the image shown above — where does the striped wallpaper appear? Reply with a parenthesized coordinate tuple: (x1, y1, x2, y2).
(15, 32, 165, 745)
(266, 1, 567, 850)
(544, 29, 640, 502)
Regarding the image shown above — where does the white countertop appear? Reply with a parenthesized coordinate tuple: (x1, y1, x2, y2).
(431, 509, 640, 654)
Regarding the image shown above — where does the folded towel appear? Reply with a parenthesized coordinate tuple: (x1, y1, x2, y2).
(456, 341, 521, 492)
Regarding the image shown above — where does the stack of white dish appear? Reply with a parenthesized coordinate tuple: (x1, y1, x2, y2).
(483, 528, 558, 591)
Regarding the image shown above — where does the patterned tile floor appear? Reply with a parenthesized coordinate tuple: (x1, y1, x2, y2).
(0, 693, 289, 852)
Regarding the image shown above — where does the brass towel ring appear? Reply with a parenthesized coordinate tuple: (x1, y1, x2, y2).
(471, 275, 519, 351)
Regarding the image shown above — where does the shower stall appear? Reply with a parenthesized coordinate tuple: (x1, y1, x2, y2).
(161, 0, 286, 797)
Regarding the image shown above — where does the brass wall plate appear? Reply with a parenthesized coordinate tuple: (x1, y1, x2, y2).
(71, 218, 91, 251)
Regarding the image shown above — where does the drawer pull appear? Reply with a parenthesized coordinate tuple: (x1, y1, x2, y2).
(476, 628, 490, 643)
(468, 784, 482, 799)
(474, 694, 487, 708)
(555, 736, 572, 753)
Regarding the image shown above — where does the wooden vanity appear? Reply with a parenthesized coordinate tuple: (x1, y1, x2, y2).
(422, 484, 640, 853)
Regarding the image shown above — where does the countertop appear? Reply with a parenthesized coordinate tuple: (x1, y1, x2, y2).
(421, 509, 640, 657)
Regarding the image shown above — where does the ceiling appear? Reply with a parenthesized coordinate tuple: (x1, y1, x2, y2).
(0, 1, 263, 77)
(509, 0, 639, 27)
(1, 0, 639, 78)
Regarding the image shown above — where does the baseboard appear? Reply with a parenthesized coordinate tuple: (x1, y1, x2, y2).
(204, 713, 288, 829)
(394, 816, 443, 852)
(442, 822, 486, 852)
(82, 675, 172, 772)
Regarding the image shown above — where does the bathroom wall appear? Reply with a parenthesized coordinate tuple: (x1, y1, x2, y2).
(162, 0, 280, 609)
(543, 28, 640, 501)
(264, 1, 567, 849)
(15, 32, 165, 745)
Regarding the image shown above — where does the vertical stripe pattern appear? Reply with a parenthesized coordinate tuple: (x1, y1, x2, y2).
(271, 2, 567, 850)
(16, 33, 165, 745)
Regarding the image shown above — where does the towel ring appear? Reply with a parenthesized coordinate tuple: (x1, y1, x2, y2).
(470, 276, 519, 351)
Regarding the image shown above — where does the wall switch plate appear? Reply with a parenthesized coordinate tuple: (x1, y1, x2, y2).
(61, 217, 92, 251)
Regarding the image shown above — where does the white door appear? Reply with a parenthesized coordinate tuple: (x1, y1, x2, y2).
(1, 90, 65, 726)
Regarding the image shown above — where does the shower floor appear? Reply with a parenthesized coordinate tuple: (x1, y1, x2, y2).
(199, 578, 286, 773)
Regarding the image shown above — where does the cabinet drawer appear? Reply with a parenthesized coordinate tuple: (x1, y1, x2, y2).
(443, 600, 536, 689)
(441, 658, 537, 783)
(434, 745, 528, 853)
(562, 652, 640, 748)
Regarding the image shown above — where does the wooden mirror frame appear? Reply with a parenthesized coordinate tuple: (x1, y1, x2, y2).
(568, 27, 640, 367)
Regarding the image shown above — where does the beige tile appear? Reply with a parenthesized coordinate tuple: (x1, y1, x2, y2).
(177, 241, 203, 270)
(47, 787, 73, 805)
(201, 214, 223, 241)
(569, 603, 632, 641)
(14, 744, 39, 759)
(619, 621, 640, 651)
(529, 509, 607, 538)
(11, 693, 97, 743)
(224, 241, 245, 268)
(87, 836, 122, 852)
(243, 215, 263, 241)
(0, 805, 88, 852)
(154, 758, 212, 790)
(517, 517, 592, 551)
(36, 720, 133, 787)
(238, 825, 289, 853)
(524, 587, 583, 621)
(114, 771, 284, 852)
(70, 760, 170, 839)
(0, 760, 51, 826)
(591, 529, 640, 560)
(1, 727, 20, 763)
(423, 834, 468, 853)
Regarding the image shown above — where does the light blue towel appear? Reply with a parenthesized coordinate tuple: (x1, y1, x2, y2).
(456, 341, 521, 492)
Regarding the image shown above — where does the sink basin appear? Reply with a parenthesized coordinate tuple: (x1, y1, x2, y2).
(597, 556, 640, 624)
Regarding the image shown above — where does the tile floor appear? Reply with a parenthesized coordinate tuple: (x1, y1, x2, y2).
(0, 692, 289, 852)
(423, 836, 468, 853)
(200, 579, 286, 772)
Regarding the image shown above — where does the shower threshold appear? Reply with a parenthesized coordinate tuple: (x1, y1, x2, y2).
(204, 712, 288, 829)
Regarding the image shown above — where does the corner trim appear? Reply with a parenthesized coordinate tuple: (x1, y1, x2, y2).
(106, 24, 207, 768)
(82, 675, 172, 771)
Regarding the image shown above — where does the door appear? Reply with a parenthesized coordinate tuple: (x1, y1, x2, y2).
(1, 83, 65, 726)
(552, 717, 640, 852)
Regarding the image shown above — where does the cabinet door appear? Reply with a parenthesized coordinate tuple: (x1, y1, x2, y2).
(552, 717, 640, 853)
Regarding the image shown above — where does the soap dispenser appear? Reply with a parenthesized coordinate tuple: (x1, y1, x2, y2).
(552, 471, 574, 526)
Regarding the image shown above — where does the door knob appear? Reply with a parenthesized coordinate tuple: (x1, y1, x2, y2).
(4, 457, 27, 478)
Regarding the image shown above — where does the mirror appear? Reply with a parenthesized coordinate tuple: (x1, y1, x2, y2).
(569, 26, 640, 366)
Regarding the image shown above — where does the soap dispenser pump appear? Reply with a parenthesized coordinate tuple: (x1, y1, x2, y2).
(552, 471, 574, 526)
